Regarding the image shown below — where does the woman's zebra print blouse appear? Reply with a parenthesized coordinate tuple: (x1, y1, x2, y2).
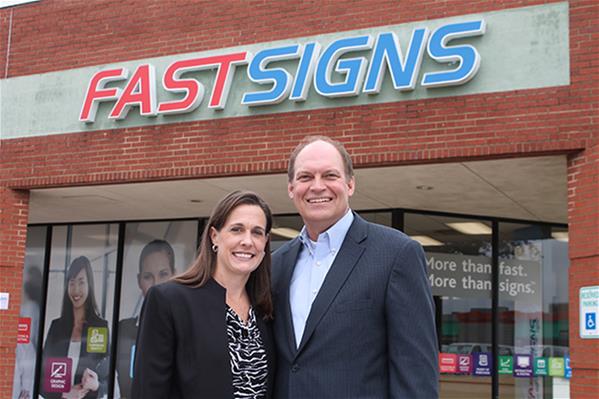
(226, 305, 268, 398)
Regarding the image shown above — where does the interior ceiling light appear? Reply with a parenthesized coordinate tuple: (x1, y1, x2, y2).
(446, 222, 492, 235)
(416, 185, 434, 191)
(189, 199, 203, 203)
(551, 231, 569, 242)
(411, 235, 444, 246)
(271, 227, 301, 239)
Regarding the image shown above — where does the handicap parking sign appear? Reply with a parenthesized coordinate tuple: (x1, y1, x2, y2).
(586, 313, 596, 330)
(579, 286, 599, 339)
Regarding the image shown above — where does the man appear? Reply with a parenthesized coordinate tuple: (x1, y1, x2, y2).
(272, 136, 439, 398)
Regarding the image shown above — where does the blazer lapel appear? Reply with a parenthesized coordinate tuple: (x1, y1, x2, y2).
(295, 215, 368, 355)
(279, 238, 303, 355)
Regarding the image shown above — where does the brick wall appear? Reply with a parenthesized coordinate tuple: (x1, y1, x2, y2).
(568, 140, 599, 399)
(0, 89, 590, 189)
(0, 188, 29, 396)
(1, 0, 551, 77)
(566, 0, 599, 393)
(1, 0, 598, 397)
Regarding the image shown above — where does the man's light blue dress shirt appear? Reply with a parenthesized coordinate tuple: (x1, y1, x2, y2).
(289, 210, 354, 348)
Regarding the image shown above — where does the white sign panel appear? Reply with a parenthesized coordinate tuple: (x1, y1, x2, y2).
(0, 2, 569, 139)
(425, 253, 541, 303)
(0, 292, 9, 310)
(579, 286, 599, 339)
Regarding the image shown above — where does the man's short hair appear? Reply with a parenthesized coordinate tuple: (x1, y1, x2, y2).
(287, 135, 354, 182)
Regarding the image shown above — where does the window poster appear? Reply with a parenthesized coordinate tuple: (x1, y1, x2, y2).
(114, 221, 197, 398)
(13, 226, 46, 399)
(39, 224, 117, 399)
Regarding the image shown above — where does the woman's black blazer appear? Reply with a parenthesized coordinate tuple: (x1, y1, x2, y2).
(131, 279, 275, 399)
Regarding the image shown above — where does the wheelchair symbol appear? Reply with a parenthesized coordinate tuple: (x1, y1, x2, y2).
(586, 313, 596, 330)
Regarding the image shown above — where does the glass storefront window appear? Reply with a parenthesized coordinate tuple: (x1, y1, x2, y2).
(12, 226, 46, 399)
(114, 220, 198, 399)
(357, 211, 392, 227)
(271, 211, 392, 250)
(18, 211, 567, 399)
(39, 224, 118, 399)
(271, 214, 303, 250)
(405, 213, 493, 399)
(498, 223, 570, 399)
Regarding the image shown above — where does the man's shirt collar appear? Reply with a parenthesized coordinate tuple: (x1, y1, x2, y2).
(298, 209, 354, 254)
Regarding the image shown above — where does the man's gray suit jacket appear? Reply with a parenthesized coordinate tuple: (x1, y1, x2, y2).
(272, 213, 439, 398)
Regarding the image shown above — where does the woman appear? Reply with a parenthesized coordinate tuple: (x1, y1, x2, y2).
(41, 256, 109, 399)
(116, 239, 176, 398)
(131, 190, 275, 398)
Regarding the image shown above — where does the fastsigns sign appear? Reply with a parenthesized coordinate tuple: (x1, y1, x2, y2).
(80, 20, 485, 123)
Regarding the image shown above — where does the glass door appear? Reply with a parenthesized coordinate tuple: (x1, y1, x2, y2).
(405, 213, 493, 399)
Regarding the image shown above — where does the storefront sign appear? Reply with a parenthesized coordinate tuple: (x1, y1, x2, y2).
(425, 253, 540, 303)
(564, 356, 572, 379)
(548, 357, 565, 377)
(79, 20, 486, 122)
(0, 2, 569, 139)
(439, 353, 458, 373)
(579, 285, 599, 338)
(473, 352, 492, 376)
(43, 357, 72, 393)
(457, 354, 473, 374)
(87, 327, 108, 353)
(17, 317, 31, 344)
(498, 355, 513, 374)
(513, 355, 533, 378)
(534, 357, 548, 376)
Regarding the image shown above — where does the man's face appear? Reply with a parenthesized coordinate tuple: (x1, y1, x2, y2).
(288, 140, 355, 239)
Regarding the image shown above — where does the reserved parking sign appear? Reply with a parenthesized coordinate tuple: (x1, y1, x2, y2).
(580, 286, 599, 339)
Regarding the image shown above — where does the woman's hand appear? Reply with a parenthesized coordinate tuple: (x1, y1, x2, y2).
(81, 368, 100, 392)
(61, 368, 99, 399)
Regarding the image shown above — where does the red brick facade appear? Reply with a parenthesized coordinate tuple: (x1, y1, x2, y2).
(1, 0, 598, 397)
(0, 188, 29, 395)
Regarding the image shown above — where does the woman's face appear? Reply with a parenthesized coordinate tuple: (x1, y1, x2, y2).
(138, 251, 174, 297)
(211, 204, 268, 280)
(68, 268, 89, 310)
